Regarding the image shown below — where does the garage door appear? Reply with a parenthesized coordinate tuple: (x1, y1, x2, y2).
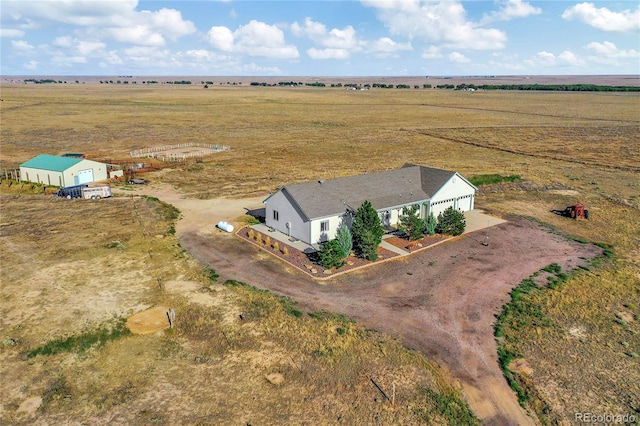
(457, 194, 473, 211)
(77, 169, 94, 184)
(431, 198, 456, 217)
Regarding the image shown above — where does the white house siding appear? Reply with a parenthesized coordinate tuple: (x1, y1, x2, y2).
(309, 214, 347, 244)
(429, 174, 475, 217)
(264, 191, 310, 243)
(20, 167, 65, 186)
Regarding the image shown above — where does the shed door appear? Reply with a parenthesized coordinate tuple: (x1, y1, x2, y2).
(77, 169, 94, 184)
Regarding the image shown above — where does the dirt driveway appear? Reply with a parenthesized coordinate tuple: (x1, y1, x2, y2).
(128, 186, 601, 425)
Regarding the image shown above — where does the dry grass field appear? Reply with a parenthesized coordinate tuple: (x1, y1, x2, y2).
(1, 82, 639, 424)
(0, 192, 475, 425)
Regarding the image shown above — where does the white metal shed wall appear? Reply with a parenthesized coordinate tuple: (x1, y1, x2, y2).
(19, 167, 65, 186)
(64, 159, 108, 185)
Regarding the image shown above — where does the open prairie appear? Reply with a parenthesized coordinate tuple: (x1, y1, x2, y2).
(1, 82, 639, 424)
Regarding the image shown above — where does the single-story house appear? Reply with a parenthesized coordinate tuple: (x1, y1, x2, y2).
(20, 154, 108, 187)
(263, 164, 477, 245)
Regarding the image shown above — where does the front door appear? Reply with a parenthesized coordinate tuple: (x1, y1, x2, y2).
(381, 211, 391, 227)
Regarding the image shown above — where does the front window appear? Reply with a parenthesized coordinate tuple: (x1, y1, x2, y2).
(273, 210, 279, 221)
(320, 220, 329, 232)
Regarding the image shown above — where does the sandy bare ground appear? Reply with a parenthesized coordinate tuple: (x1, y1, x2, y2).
(129, 186, 601, 425)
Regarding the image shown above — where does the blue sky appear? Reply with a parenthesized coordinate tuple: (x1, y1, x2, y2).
(1, 0, 638, 76)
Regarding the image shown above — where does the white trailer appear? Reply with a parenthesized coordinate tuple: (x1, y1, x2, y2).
(81, 185, 112, 199)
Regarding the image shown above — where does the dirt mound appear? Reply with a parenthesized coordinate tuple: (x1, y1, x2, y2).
(126, 306, 170, 335)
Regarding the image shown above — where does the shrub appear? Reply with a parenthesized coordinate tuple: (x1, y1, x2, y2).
(282, 246, 288, 256)
(256, 232, 262, 244)
(272, 241, 279, 252)
(436, 207, 466, 236)
(248, 229, 255, 239)
(265, 236, 271, 247)
(469, 174, 522, 186)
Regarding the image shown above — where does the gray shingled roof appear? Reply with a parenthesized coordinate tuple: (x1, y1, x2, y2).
(278, 165, 457, 220)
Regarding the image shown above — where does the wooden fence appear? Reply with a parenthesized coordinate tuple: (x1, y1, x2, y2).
(1, 169, 20, 181)
(130, 143, 230, 161)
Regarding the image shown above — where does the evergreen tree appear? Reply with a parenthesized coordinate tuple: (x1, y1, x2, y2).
(399, 205, 424, 240)
(335, 224, 353, 258)
(351, 200, 384, 260)
(318, 239, 345, 269)
(423, 212, 437, 235)
(435, 207, 466, 236)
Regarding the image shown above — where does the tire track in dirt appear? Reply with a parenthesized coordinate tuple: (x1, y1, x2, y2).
(418, 102, 640, 124)
(407, 129, 640, 173)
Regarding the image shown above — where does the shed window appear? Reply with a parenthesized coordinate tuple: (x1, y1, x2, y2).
(320, 220, 329, 232)
(273, 210, 279, 221)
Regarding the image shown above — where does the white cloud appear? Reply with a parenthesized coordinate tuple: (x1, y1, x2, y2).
(52, 55, 87, 66)
(11, 39, 35, 54)
(325, 26, 358, 49)
(587, 41, 639, 58)
(207, 26, 234, 52)
(295, 16, 415, 59)
(106, 50, 123, 65)
(448, 51, 470, 63)
(562, 3, 640, 32)
(363, 0, 507, 50)
(2, 1, 196, 47)
(307, 47, 350, 60)
(53, 36, 104, 54)
(207, 20, 299, 59)
(53, 36, 73, 47)
(77, 40, 106, 55)
(0, 28, 24, 38)
(585, 41, 639, 59)
(24, 59, 38, 69)
(105, 25, 165, 46)
(368, 37, 412, 55)
(527, 50, 585, 68)
(143, 8, 196, 39)
(481, 0, 541, 24)
(421, 45, 443, 59)
(1, 0, 139, 27)
(291, 17, 327, 40)
(293, 18, 357, 48)
(557, 50, 581, 66)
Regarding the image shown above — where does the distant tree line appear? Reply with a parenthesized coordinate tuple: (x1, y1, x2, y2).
(21, 78, 640, 92)
(452, 83, 640, 92)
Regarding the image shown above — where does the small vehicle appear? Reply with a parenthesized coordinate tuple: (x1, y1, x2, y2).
(54, 184, 88, 199)
(127, 178, 148, 185)
(563, 203, 589, 219)
(54, 184, 112, 199)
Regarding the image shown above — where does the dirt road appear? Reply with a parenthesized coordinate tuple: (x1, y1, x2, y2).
(132, 186, 601, 425)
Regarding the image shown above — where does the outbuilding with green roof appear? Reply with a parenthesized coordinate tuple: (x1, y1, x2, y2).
(20, 154, 108, 187)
